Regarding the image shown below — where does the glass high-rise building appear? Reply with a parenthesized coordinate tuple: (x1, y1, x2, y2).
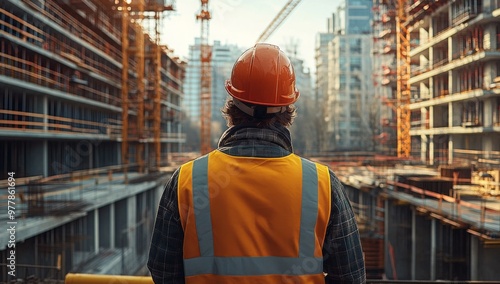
(182, 39, 243, 149)
(317, 0, 376, 151)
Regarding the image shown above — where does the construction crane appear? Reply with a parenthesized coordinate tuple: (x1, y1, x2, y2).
(256, 0, 303, 43)
(197, 0, 212, 155)
(120, 0, 174, 175)
(396, 0, 411, 158)
(195, 0, 301, 155)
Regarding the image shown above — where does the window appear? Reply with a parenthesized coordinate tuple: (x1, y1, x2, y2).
(350, 38, 362, 53)
(349, 8, 369, 17)
(348, 19, 371, 34)
(462, 100, 483, 127)
(350, 57, 362, 71)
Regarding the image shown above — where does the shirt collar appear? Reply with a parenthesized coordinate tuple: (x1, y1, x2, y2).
(217, 122, 293, 157)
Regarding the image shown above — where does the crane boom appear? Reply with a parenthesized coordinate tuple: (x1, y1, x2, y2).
(256, 0, 303, 43)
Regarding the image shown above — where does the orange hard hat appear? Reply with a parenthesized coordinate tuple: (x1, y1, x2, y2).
(225, 43, 300, 107)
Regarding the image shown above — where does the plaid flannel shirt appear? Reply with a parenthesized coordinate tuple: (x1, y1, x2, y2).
(147, 123, 366, 283)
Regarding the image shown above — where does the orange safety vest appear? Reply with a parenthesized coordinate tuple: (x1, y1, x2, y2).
(177, 150, 332, 284)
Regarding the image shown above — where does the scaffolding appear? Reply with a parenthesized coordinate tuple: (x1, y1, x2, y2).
(119, 0, 174, 173)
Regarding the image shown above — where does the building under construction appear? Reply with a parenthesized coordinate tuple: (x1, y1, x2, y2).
(0, 0, 184, 279)
(365, 0, 500, 280)
(0, 0, 499, 283)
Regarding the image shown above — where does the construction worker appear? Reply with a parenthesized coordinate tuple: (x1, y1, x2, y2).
(147, 43, 366, 283)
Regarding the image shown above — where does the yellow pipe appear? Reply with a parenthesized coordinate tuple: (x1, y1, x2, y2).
(65, 273, 154, 284)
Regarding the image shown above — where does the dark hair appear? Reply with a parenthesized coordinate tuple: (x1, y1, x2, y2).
(221, 98, 296, 127)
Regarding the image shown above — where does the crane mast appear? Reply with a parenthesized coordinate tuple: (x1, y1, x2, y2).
(197, 0, 212, 155)
(396, 0, 411, 158)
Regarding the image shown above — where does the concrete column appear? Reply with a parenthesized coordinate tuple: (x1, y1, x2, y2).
(118, 144, 122, 165)
(429, 106, 434, 128)
(428, 14, 434, 38)
(127, 195, 137, 252)
(470, 235, 479, 280)
(42, 140, 48, 177)
(430, 218, 436, 280)
(484, 98, 494, 127)
(448, 36, 455, 67)
(429, 42, 434, 70)
(483, 22, 497, 51)
(43, 95, 48, 131)
(421, 134, 428, 163)
(411, 208, 416, 280)
(178, 122, 183, 152)
(98, 206, 110, 248)
(429, 135, 435, 166)
(94, 209, 99, 254)
(483, 137, 493, 159)
(110, 203, 115, 249)
(448, 135, 454, 164)
(448, 102, 453, 128)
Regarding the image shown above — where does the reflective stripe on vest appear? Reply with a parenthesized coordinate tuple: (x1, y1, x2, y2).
(185, 154, 322, 277)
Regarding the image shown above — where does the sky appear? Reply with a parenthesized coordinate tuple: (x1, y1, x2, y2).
(160, 0, 341, 71)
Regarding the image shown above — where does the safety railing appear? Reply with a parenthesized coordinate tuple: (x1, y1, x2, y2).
(0, 52, 122, 107)
(0, 8, 124, 81)
(386, 180, 500, 235)
(64, 274, 500, 284)
(0, 109, 122, 136)
(21, 0, 123, 63)
(66, 274, 153, 284)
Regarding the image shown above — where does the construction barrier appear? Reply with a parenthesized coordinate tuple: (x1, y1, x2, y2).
(65, 273, 154, 284)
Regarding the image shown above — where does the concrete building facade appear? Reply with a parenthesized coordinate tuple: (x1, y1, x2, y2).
(318, 0, 376, 152)
(406, 0, 500, 167)
(0, 0, 184, 280)
(182, 38, 243, 149)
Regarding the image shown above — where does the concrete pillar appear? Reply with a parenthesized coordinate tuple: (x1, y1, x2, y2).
(43, 140, 48, 177)
(430, 218, 436, 280)
(43, 95, 48, 131)
(110, 203, 115, 248)
(118, 144, 122, 165)
(429, 106, 434, 128)
(484, 98, 494, 127)
(448, 36, 455, 65)
(94, 209, 99, 254)
(428, 13, 434, 38)
(448, 100, 454, 165)
(483, 22, 497, 51)
(429, 42, 434, 69)
(470, 235, 478, 280)
(483, 137, 493, 159)
(448, 135, 454, 164)
(421, 134, 428, 163)
(127, 195, 137, 252)
(429, 135, 435, 166)
(178, 122, 183, 152)
(98, 206, 108, 248)
(448, 102, 453, 128)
